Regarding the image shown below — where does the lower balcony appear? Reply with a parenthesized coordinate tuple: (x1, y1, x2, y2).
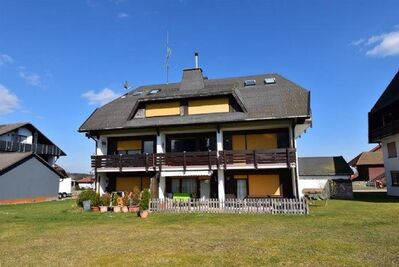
(92, 148, 296, 172)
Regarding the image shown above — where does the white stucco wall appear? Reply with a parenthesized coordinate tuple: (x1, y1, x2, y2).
(381, 133, 399, 196)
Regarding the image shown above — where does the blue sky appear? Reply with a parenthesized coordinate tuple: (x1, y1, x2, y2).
(0, 0, 398, 173)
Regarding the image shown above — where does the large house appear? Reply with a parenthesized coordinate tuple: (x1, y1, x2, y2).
(369, 71, 399, 196)
(0, 123, 66, 204)
(79, 66, 311, 200)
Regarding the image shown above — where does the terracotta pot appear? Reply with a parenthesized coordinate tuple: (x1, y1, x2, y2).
(91, 207, 100, 212)
(139, 210, 149, 219)
(129, 206, 139, 213)
(99, 206, 108, 213)
(113, 206, 121, 213)
(122, 206, 129, 213)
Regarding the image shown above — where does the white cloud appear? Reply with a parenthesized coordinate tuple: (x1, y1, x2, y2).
(349, 38, 365, 46)
(82, 88, 121, 105)
(351, 27, 399, 57)
(0, 84, 20, 115)
(366, 31, 399, 57)
(19, 66, 42, 87)
(0, 54, 13, 66)
(117, 12, 129, 19)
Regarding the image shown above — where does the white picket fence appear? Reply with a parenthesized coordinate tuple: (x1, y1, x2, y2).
(149, 198, 309, 215)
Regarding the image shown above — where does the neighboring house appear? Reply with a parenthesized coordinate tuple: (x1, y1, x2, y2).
(349, 145, 385, 183)
(298, 156, 353, 199)
(369, 71, 399, 196)
(0, 153, 64, 204)
(0, 123, 66, 204)
(76, 176, 95, 189)
(79, 64, 311, 200)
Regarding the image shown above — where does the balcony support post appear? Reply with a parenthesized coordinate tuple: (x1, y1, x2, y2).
(217, 169, 225, 200)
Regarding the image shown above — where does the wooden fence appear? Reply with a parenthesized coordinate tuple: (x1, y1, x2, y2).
(149, 198, 309, 215)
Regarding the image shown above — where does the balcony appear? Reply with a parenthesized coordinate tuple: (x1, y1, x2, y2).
(0, 140, 64, 156)
(91, 148, 296, 172)
(219, 148, 296, 169)
(369, 120, 399, 143)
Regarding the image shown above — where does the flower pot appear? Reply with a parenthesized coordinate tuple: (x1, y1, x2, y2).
(99, 206, 108, 213)
(129, 206, 139, 213)
(113, 206, 121, 213)
(139, 210, 149, 219)
(91, 207, 100, 212)
(122, 206, 129, 213)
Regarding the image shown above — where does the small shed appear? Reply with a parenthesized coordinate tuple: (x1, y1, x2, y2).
(0, 152, 63, 204)
(298, 156, 354, 199)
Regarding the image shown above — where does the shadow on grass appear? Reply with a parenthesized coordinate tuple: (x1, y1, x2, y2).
(349, 192, 399, 203)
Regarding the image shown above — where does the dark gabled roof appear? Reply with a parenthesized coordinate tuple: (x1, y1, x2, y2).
(0, 122, 66, 156)
(299, 156, 353, 176)
(0, 122, 29, 136)
(370, 71, 399, 113)
(0, 152, 64, 177)
(79, 71, 311, 132)
(0, 152, 32, 172)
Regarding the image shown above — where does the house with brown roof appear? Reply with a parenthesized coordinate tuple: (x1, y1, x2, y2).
(369, 71, 399, 196)
(349, 145, 385, 184)
(0, 123, 66, 204)
(79, 63, 311, 200)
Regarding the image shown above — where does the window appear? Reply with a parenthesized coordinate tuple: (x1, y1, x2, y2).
(182, 178, 197, 195)
(17, 135, 27, 143)
(148, 89, 161, 95)
(171, 179, 180, 193)
(237, 180, 247, 200)
(387, 142, 397, 158)
(391, 171, 399, 187)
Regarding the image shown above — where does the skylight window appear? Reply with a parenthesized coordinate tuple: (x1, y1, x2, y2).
(148, 89, 161, 95)
(244, 80, 256, 87)
(264, 77, 276, 84)
(132, 91, 143, 96)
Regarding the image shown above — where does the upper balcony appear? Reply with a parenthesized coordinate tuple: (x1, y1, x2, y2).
(91, 148, 296, 172)
(369, 119, 399, 143)
(0, 140, 64, 156)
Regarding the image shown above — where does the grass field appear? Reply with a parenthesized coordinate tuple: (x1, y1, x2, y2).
(0, 193, 398, 266)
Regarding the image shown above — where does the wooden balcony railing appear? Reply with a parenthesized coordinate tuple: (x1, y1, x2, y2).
(369, 120, 399, 142)
(219, 148, 296, 169)
(91, 149, 296, 171)
(0, 140, 63, 156)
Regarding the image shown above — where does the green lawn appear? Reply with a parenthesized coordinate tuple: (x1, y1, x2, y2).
(0, 193, 398, 266)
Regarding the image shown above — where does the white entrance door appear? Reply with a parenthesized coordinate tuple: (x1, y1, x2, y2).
(200, 179, 210, 200)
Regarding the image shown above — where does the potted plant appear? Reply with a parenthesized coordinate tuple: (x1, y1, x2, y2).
(76, 190, 99, 212)
(99, 193, 110, 213)
(139, 188, 151, 218)
(91, 193, 101, 212)
(111, 193, 121, 213)
(128, 187, 140, 213)
(122, 194, 129, 213)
